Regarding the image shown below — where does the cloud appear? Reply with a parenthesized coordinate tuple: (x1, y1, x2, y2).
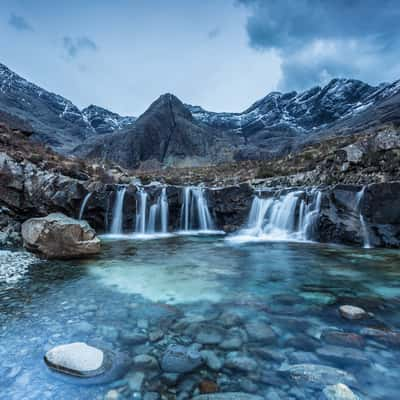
(238, 0, 400, 90)
(63, 36, 98, 58)
(208, 28, 221, 40)
(8, 13, 34, 32)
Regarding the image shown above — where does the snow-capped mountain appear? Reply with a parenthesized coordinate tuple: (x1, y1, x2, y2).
(187, 78, 400, 137)
(0, 63, 136, 152)
(82, 105, 136, 135)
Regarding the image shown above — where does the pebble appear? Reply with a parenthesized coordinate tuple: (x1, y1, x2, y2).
(245, 320, 276, 344)
(199, 380, 219, 394)
(104, 389, 121, 400)
(127, 371, 145, 392)
(316, 345, 369, 365)
(280, 363, 357, 389)
(161, 344, 203, 373)
(191, 394, 263, 400)
(339, 305, 367, 320)
(133, 354, 159, 370)
(120, 331, 148, 345)
(224, 352, 258, 372)
(200, 350, 223, 371)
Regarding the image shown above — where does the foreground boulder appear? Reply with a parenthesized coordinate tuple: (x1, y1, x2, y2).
(44, 342, 108, 377)
(21, 213, 100, 259)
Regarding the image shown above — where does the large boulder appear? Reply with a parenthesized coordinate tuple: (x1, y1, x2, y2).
(21, 213, 100, 259)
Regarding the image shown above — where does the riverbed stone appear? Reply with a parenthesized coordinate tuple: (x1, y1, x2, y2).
(245, 320, 276, 344)
(280, 364, 357, 389)
(360, 327, 400, 347)
(44, 342, 107, 377)
(316, 345, 369, 365)
(191, 393, 263, 400)
(161, 344, 203, 373)
(133, 354, 159, 370)
(339, 305, 367, 320)
(196, 327, 224, 345)
(224, 352, 257, 372)
(200, 350, 223, 371)
(219, 336, 243, 350)
(320, 330, 365, 348)
(120, 330, 148, 345)
(321, 383, 360, 400)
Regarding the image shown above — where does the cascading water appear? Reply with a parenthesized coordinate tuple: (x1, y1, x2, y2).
(234, 189, 322, 241)
(78, 192, 92, 220)
(356, 186, 372, 248)
(134, 187, 169, 235)
(110, 186, 127, 234)
(135, 189, 148, 234)
(180, 186, 215, 231)
(160, 188, 169, 233)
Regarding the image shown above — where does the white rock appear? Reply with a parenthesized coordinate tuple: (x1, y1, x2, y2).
(44, 342, 105, 376)
(322, 383, 360, 400)
(339, 305, 367, 320)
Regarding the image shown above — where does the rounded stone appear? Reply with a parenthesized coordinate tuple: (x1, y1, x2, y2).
(161, 344, 202, 373)
(339, 305, 367, 320)
(44, 342, 108, 377)
(322, 383, 359, 400)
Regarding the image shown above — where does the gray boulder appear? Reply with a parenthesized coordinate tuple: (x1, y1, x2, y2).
(21, 213, 100, 259)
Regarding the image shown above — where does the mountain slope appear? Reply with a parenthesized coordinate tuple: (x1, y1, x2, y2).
(75, 94, 239, 169)
(0, 63, 136, 152)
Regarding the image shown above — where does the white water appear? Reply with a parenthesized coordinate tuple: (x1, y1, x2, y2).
(135, 189, 148, 234)
(356, 186, 372, 249)
(230, 189, 322, 242)
(110, 186, 127, 234)
(78, 192, 92, 220)
(180, 186, 215, 232)
(133, 187, 169, 236)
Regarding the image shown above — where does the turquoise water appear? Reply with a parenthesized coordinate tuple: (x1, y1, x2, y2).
(1, 236, 400, 399)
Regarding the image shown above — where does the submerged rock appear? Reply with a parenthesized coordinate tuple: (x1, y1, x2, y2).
(245, 320, 276, 344)
(44, 342, 108, 377)
(321, 383, 360, 400)
(320, 330, 365, 348)
(280, 364, 357, 389)
(191, 394, 263, 400)
(161, 344, 203, 373)
(339, 305, 368, 320)
(22, 213, 100, 259)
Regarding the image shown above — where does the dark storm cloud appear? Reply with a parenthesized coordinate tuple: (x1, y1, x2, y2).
(8, 13, 34, 32)
(238, 0, 400, 90)
(63, 36, 98, 58)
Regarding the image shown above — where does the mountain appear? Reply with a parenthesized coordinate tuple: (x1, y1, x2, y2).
(82, 105, 136, 135)
(0, 63, 136, 152)
(75, 94, 239, 169)
(187, 78, 400, 160)
(0, 61, 399, 167)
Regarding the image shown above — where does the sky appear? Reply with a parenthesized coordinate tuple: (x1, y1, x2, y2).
(1, 0, 400, 116)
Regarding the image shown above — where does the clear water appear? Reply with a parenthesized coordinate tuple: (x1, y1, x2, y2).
(1, 237, 400, 399)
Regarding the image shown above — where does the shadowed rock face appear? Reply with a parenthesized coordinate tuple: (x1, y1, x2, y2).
(75, 94, 237, 169)
(0, 63, 135, 153)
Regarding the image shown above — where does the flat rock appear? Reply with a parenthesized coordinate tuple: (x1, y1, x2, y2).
(321, 383, 360, 400)
(316, 345, 369, 365)
(191, 393, 263, 400)
(280, 364, 357, 389)
(161, 344, 202, 373)
(339, 305, 367, 320)
(44, 342, 107, 377)
(224, 352, 257, 372)
(320, 330, 365, 348)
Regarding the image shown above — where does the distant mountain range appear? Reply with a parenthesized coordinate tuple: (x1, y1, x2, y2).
(1, 61, 399, 168)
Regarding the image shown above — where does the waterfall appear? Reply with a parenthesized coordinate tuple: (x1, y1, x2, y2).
(110, 186, 127, 234)
(234, 189, 321, 241)
(79, 192, 92, 220)
(135, 189, 148, 234)
(356, 187, 372, 248)
(134, 187, 169, 235)
(180, 186, 215, 231)
(160, 188, 169, 233)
